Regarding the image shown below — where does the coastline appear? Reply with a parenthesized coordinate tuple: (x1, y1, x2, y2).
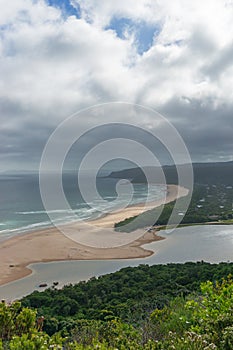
(0, 185, 189, 286)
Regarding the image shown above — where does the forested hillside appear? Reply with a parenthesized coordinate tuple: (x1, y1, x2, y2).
(21, 262, 233, 333)
(0, 262, 233, 349)
(108, 161, 233, 185)
(115, 184, 233, 231)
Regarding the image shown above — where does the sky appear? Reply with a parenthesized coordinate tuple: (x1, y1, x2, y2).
(1, 0, 233, 171)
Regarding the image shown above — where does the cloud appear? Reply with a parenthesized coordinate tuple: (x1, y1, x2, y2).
(0, 0, 233, 170)
(73, 0, 160, 27)
(202, 42, 233, 81)
(160, 97, 233, 162)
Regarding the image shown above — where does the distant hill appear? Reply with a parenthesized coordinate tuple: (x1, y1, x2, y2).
(108, 161, 233, 185)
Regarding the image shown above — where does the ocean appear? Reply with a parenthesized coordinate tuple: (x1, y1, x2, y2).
(0, 172, 166, 241)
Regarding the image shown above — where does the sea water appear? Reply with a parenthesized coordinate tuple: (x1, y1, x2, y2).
(0, 172, 166, 241)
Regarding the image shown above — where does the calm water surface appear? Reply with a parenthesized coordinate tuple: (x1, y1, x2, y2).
(0, 225, 232, 301)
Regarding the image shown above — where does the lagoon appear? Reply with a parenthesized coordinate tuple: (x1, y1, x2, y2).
(0, 225, 232, 301)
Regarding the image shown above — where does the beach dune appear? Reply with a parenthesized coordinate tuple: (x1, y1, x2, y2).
(0, 185, 188, 286)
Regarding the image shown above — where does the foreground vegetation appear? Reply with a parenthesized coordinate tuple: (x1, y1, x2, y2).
(115, 184, 233, 232)
(1, 262, 233, 349)
(21, 262, 233, 333)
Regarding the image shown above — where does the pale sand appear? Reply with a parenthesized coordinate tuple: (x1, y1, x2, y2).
(0, 185, 189, 286)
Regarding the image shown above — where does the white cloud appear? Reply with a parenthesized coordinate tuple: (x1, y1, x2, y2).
(0, 0, 60, 26)
(1, 0, 233, 169)
(0, 2, 136, 120)
(73, 0, 159, 27)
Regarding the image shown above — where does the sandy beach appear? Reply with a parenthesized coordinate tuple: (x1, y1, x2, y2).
(0, 185, 188, 286)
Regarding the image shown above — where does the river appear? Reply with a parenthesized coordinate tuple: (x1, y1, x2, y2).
(0, 224, 232, 301)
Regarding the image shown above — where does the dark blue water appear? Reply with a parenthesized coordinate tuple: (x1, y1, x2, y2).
(0, 172, 165, 240)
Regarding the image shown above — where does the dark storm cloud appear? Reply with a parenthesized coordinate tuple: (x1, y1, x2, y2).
(160, 97, 233, 161)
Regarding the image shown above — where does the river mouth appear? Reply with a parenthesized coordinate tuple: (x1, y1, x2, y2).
(0, 224, 232, 301)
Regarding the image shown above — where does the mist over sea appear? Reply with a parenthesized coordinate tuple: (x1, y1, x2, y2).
(0, 172, 166, 241)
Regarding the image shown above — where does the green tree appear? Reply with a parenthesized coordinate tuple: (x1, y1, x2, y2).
(186, 276, 233, 347)
(9, 332, 63, 350)
(0, 301, 36, 340)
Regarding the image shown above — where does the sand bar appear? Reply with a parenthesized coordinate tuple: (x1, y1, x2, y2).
(0, 185, 188, 286)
